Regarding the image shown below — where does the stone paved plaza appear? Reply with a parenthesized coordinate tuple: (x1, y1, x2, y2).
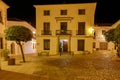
(1, 51, 120, 80)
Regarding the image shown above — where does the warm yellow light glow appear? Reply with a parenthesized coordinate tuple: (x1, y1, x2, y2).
(101, 35, 105, 40)
(33, 31, 36, 34)
(88, 27, 94, 35)
(91, 28, 94, 32)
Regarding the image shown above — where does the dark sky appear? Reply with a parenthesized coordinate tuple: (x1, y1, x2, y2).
(2, 0, 120, 27)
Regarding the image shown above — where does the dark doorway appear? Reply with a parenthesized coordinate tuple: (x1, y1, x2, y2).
(11, 43, 15, 54)
(100, 42, 108, 50)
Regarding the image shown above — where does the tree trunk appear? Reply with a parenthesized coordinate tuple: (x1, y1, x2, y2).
(16, 41, 25, 62)
(117, 44, 120, 57)
(19, 44, 25, 62)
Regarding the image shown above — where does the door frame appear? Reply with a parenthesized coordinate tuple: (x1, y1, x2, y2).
(59, 39, 69, 52)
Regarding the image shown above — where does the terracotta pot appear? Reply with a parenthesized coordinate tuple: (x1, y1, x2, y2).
(8, 58, 15, 65)
(4, 56, 10, 61)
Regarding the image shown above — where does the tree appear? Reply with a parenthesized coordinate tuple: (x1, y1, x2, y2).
(104, 28, 115, 42)
(104, 24, 120, 57)
(5, 26, 33, 62)
(114, 24, 120, 56)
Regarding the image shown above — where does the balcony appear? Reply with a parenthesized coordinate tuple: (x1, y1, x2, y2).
(76, 30, 85, 35)
(56, 30, 72, 35)
(41, 30, 52, 35)
(55, 17, 73, 22)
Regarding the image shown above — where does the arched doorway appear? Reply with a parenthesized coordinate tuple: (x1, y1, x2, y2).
(11, 43, 15, 54)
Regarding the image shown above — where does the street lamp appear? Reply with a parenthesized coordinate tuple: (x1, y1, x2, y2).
(88, 27, 94, 36)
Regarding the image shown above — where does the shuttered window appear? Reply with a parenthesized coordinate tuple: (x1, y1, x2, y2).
(78, 40, 84, 51)
(44, 39, 50, 50)
(78, 22, 85, 35)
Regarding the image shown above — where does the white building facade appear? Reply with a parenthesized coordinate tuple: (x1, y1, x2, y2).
(34, 3, 96, 55)
(93, 24, 114, 51)
(7, 20, 36, 55)
(93, 19, 120, 52)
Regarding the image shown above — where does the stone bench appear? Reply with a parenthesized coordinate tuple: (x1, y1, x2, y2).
(59, 51, 74, 56)
(38, 51, 49, 56)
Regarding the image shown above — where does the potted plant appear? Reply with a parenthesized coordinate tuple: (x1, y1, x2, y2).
(2, 49, 10, 61)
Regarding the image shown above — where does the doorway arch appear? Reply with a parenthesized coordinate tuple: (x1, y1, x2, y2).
(11, 43, 15, 54)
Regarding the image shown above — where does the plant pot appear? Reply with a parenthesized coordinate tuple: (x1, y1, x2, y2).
(4, 56, 10, 61)
(8, 58, 15, 65)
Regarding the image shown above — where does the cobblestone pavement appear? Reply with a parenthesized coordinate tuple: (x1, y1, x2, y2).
(1, 51, 120, 80)
(0, 70, 47, 80)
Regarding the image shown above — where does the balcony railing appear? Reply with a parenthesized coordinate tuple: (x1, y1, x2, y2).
(41, 30, 52, 35)
(76, 30, 85, 35)
(56, 30, 72, 35)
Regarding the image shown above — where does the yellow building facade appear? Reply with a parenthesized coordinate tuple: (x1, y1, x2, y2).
(34, 3, 96, 55)
(0, 0, 9, 52)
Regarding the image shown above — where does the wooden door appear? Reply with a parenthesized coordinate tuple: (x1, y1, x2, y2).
(100, 42, 108, 50)
(63, 41, 68, 52)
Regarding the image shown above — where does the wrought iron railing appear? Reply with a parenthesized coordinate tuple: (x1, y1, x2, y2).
(41, 30, 52, 35)
(76, 30, 85, 35)
(56, 30, 72, 35)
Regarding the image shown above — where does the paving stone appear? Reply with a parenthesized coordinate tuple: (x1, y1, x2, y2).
(1, 51, 120, 80)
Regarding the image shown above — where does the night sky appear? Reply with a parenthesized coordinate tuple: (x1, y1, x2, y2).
(2, 0, 120, 27)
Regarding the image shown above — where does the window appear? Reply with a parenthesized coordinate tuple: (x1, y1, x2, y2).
(44, 10, 50, 16)
(44, 22, 50, 31)
(61, 22, 67, 30)
(43, 22, 50, 34)
(78, 40, 84, 51)
(94, 32, 96, 39)
(102, 30, 106, 34)
(61, 10, 67, 15)
(0, 11, 3, 23)
(78, 22, 85, 35)
(60, 22, 67, 34)
(44, 39, 50, 50)
(0, 37, 3, 49)
(93, 42, 96, 48)
(78, 9, 85, 15)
